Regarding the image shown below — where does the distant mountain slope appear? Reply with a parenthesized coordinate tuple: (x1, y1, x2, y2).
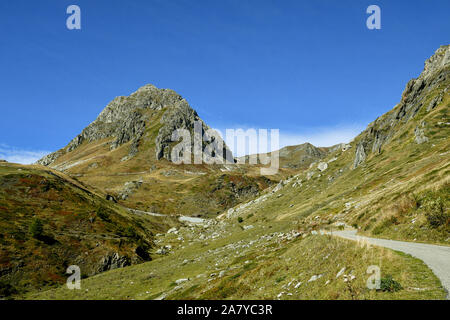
(238, 142, 332, 170)
(0, 162, 176, 297)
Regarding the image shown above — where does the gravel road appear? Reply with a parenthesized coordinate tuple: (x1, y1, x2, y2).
(331, 229, 450, 298)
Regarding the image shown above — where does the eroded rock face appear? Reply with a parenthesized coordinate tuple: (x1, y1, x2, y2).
(352, 45, 449, 168)
(353, 143, 366, 169)
(98, 252, 130, 272)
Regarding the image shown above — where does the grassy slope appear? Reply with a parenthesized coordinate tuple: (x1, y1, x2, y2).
(26, 219, 445, 300)
(0, 162, 178, 297)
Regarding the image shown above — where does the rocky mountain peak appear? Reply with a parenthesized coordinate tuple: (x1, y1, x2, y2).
(422, 45, 450, 79)
(37, 84, 231, 166)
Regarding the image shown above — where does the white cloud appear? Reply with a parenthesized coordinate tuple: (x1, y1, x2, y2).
(279, 125, 365, 149)
(0, 144, 50, 165)
(212, 124, 365, 157)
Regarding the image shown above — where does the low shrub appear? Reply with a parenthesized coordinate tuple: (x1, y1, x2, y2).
(379, 275, 402, 292)
(423, 196, 448, 228)
(96, 207, 110, 222)
(29, 218, 44, 239)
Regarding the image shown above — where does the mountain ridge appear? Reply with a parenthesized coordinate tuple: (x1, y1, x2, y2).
(2, 45, 448, 300)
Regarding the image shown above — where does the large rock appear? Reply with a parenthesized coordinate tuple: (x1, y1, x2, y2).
(98, 252, 130, 272)
(353, 143, 366, 169)
(414, 122, 429, 144)
(317, 162, 328, 172)
(119, 179, 143, 200)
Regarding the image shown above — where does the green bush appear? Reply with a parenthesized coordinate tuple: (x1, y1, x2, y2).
(96, 207, 110, 222)
(372, 216, 398, 235)
(423, 197, 448, 228)
(29, 218, 44, 239)
(379, 275, 402, 292)
(0, 281, 17, 298)
(237, 217, 243, 223)
(125, 226, 139, 239)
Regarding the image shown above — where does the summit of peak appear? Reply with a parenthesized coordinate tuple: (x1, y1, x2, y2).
(421, 44, 450, 79)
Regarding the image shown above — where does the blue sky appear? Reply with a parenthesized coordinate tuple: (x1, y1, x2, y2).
(0, 0, 449, 163)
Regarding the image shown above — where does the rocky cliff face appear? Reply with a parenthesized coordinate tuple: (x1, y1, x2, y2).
(353, 45, 450, 168)
(38, 84, 232, 166)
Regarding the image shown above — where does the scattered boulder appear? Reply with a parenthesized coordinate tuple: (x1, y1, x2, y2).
(156, 245, 172, 255)
(414, 122, 429, 144)
(317, 162, 328, 172)
(175, 278, 189, 285)
(88, 162, 99, 169)
(119, 179, 143, 200)
(308, 274, 323, 282)
(272, 182, 283, 193)
(336, 267, 346, 278)
(167, 227, 178, 234)
(341, 144, 351, 152)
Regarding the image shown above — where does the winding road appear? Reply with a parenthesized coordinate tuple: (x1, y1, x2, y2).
(330, 229, 450, 298)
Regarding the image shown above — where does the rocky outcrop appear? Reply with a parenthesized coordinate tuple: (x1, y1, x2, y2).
(352, 45, 449, 168)
(353, 143, 366, 169)
(97, 252, 130, 272)
(317, 162, 328, 172)
(414, 122, 429, 144)
(119, 179, 143, 200)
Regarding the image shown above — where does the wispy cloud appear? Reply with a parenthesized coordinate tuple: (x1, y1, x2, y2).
(279, 125, 365, 149)
(213, 124, 365, 156)
(0, 144, 50, 165)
